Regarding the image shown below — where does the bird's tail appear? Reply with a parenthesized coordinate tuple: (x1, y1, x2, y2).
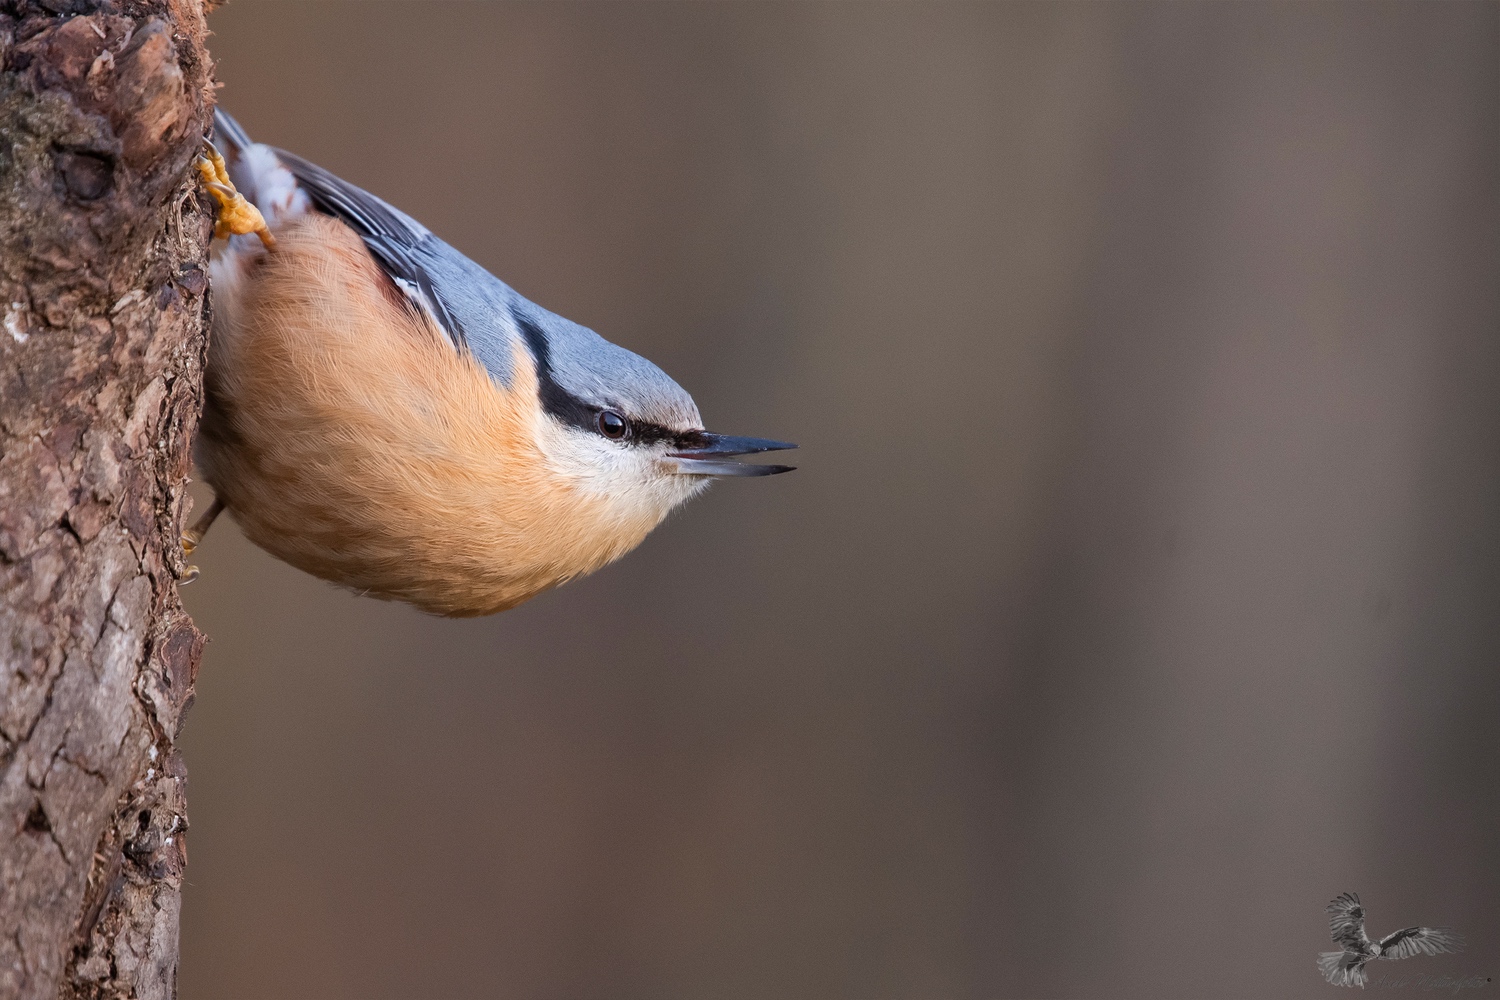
(1319, 951, 1368, 988)
(212, 107, 255, 154)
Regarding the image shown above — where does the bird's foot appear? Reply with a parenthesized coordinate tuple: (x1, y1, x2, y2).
(179, 530, 203, 585)
(197, 140, 275, 249)
(179, 497, 224, 581)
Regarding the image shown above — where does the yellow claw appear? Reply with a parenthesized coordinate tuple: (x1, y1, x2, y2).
(197, 141, 275, 249)
(179, 497, 223, 569)
(180, 530, 201, 583)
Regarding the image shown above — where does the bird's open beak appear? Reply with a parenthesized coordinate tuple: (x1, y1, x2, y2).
(668, 433, 797, 477)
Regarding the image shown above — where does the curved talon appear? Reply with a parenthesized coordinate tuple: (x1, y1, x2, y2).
(180, 565, 201, 585)
(200, 138, 230, 180)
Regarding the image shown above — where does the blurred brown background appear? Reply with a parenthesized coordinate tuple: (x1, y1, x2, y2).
(181, 3, 1499, 998)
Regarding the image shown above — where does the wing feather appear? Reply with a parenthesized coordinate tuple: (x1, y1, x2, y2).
(1378, 926, 1463, 960)
(1327, 893, 1370, 950)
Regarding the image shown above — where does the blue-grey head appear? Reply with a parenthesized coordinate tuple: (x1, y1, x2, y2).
(507, 300, 795, 517)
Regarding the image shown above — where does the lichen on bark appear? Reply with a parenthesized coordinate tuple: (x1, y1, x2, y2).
(0, 1, 213, 997)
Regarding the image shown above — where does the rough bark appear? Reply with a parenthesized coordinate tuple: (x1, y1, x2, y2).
(0, 1, 213, 997)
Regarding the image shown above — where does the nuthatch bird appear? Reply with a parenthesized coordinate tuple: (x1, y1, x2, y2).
(187, 109, 794, 617)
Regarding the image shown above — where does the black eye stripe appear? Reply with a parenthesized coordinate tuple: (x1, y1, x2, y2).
(515, 316, 597, 434)
(624, 421, 678, 446)
(587, 405, 685, 446)
(517, 316, 689, 446)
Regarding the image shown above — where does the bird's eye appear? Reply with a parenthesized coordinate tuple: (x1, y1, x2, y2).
(598, 409, 629, 440)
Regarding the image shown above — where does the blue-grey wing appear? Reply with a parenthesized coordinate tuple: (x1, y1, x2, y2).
(269, 147, 524, 386)
(269, 149, 460, 340)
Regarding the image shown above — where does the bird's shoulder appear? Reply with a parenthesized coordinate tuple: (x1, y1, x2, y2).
(272, 146, 540, 387)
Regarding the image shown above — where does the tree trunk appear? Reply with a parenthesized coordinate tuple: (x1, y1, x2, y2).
(0, 1, 213, 997)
